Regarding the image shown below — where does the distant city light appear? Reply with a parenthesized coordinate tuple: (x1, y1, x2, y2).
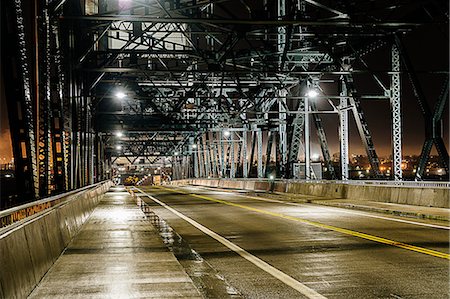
(115, 131, 123, 137)
(115, 91, 126, 99)
(306, 89, 318, 98)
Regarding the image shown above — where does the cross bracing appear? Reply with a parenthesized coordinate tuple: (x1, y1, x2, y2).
(2, 0, 448, 202)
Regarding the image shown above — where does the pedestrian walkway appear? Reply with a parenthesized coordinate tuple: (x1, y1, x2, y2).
(308, 198, 450, 222)
(28, 186, 201, 299)
(261, 191, 449, 222)
(194, 185, 449, 222)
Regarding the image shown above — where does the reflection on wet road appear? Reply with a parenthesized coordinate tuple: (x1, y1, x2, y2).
(134, 186, 449, 299)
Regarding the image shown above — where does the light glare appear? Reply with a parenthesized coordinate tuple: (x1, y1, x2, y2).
(306, 89, 318, 98)
(115, 92, 126, 99)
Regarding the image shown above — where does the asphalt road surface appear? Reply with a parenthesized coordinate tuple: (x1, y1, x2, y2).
(134, 185, 449, 299)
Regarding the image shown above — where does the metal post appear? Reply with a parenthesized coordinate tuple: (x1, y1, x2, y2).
(230, 132, 235, 178)
(198, 137, 204, 177)
(257, 129, 263, 178)
(190, 137, 198, 178)
(204, 133, 211, 177)
(391, 44, 402, 181)
(340, 77, 349, 180)
(278, 89, 288, 177)
(304, 95, 311, 180)
(242, 129, 248, 178)
(220, 132, 225, 177)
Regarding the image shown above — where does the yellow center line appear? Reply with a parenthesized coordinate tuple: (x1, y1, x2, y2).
(154, 185, 450, 260)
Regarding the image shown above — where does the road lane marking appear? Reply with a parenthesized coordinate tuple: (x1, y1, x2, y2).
(155, 186, 450, 260)
(134, 187, 328, 299)
(194, 185, 450, 230)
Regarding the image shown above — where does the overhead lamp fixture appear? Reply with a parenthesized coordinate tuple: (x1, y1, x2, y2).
(306, 89, 318, 98)
(115, 91, 126, 99)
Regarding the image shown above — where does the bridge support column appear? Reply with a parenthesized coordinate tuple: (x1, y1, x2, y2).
(340, 76, 349, 180)
(391, 44, 402, 181)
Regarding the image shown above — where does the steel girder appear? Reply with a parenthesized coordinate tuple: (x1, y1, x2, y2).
(7, 0, 441, 187)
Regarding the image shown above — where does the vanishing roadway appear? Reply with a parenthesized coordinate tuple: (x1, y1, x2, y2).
(134, 185, 449, 299)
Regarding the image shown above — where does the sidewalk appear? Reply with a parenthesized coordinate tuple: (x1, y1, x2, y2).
(260, 191, 450, 222)
(28, 186, 201, 299)
(194, 185, 449, 222)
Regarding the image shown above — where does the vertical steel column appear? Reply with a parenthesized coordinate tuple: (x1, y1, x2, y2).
(277, 0, 286, 69)
(257, 129, 263, 178)
(220, 132, 225, 177)
(38, 6, 52, 196)
(242, 129, 248, 178)
(288, 85, 305, 178)
(213, 132, 220, 177)
(190, 137, 198, 178)
(339, 77, 349, 180)
(204, 133, 211, 177)
(264, 131, 273, 176)
(391, 44, 402, 181)
(278, 90, 288, 177)
(198, 136, 204, 177)
(230, 132, 235, 178)
(304, 95, 311, 180)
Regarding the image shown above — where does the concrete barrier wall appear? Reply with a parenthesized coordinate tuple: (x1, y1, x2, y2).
(0, 181, 113, 299)
(171, 179, 448, 208)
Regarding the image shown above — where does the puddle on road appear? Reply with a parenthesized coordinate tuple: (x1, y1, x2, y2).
(138, 196, 242, 299)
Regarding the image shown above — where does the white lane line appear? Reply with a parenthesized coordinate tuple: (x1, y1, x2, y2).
(191, 186, 449, 230)
(135, 187, 327, 299)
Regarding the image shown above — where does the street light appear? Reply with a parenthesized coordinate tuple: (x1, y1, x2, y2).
(306, 89, 318, 98)
(115, 91, 126, 99)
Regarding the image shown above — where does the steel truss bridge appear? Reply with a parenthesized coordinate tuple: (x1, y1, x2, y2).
(1, 0, 448, 203)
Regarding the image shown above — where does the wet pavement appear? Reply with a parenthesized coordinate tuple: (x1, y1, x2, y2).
(28, 186, 201, 299)
(135, 185, 449, 299)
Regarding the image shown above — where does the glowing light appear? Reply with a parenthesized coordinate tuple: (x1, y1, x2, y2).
(116, 145, 122, 150)
(174, 151, 179, 156)
(192, 144, 197, 149)
(115, 92, 126, 99)
(115, 131, 124, 137)
(223, 130, 231, 137)
(306, 89, 318, 98)
(269, 175, 274, 180)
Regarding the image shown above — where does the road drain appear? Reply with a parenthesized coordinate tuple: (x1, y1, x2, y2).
(138, 196, 242, 299)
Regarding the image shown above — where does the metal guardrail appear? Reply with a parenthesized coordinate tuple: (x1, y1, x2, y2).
(190, 178, 450, 189)
(0, 182, 106, 229)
